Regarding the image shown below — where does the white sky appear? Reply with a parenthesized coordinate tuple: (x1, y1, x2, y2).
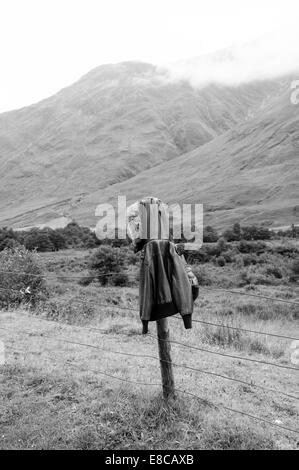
(0, 0, 298, 112)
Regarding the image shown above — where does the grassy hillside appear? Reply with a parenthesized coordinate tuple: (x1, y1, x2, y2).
(0, 61, 289, 228)
(71, 87, 298, 229)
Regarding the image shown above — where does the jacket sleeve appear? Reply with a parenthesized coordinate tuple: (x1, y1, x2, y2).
(169, 244, 193, 315)
(181, 254, 199, 301)
(139, 258, 155, 322)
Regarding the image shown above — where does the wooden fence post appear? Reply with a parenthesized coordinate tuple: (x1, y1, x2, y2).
(156, 318, 175, 400)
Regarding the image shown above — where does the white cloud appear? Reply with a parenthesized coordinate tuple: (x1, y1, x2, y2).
(162, 29, 299, 87)
(0, 0, 299, 111)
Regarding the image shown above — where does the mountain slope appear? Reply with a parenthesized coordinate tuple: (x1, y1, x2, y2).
(0, 61, 287, 227)
(67, 86, 299, 229)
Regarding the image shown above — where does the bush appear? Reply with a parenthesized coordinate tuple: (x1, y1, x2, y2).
(242, 225, 271, 241)
(291, 260, 299, 275)
(238, 267, 273, 286)
(192, 265, 212, 285)
(216, 237, 227, 253)
(22, 229, 55, 252)
(216, 256, 226, 267)
(0, 227, 20, 251)
(78, 273, 96, 286)
(223, 223, 271, 242)
(223, 252, 233, 263)
(238, 240, 266, 254)
(0, 246, 48, 308)
(242, 254, 257, 266)
(265, 266, 283, 279)
(203, 226, 219, 243)
(184, 243, 228, 264)
(222, 229, 238, 242)
(89, 245, 127, 286)
(112, 272, 130, 287)
(61, 222, 100, 248)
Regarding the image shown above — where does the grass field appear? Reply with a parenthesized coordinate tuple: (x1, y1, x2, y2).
(0, 247, 298, 450)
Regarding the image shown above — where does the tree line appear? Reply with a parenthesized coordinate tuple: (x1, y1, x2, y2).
(0, 221, 298, 253)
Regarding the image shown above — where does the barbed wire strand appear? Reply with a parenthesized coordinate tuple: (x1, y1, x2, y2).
(146, 333, 299, 371)
(170, 316, 299, 341)
(68, 298, 299, 342)
(0, 270, 135, 280)
(3, 344, 299, 436)
(1, 320, 298, 400)
(1, 284, 298, 342)
(1, 269, 299, 306)
(200, 285, 299, 306)
(0, 325, 156, 361)
(4, 345, 161, 388)
(174, 387, 299, 435)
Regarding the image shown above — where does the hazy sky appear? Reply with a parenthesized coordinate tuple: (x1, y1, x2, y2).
(0, 0, 298, 112)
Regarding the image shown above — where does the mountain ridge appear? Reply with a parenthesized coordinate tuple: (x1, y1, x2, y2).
(0, 61, 297, 229)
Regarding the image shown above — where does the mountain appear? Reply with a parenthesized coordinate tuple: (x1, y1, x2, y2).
(0, 60, 296, 229)
(81, 87, 298, 229)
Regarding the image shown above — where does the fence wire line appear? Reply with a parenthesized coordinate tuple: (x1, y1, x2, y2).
(0, 270, 136, 280)
(1, 320, 298, 401)
(146, 333, 299, 372)
(4, 345, 161, 388)
(3, 344, 299, 436)
(0, 284, 298, 342)
(200, 285, 299, 306)
(0, 325, 155, 361)
(170, 316, 299, 341)
(1, 269, 299, 306)
(68, 298, 299, 342)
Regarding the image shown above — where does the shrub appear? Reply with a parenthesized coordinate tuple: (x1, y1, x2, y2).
(238, 240, 266, 254)
(222, 229, 237, 242)
(242, 254, 257, 266)
(265, 266, 283, 279)
(223, 223, 271, 242)
(238, 266, 274, 286)
(78, 273, 96, 286)
(216, 237, 227, 253)
(192, 265, 212, 285)
(112, 272, 130, 287)
(21, 229, 55, 252)
(291, 260, 299, 275)
(0, 246, 48, 308)
(185, 242, 229, 264)
(60, 222, 97, 248)
(242, 225, 271, 241)
(272, 243, 299, 258)
(0, 227, 20, 251)
(223, 251, 233, 263)
(216, 256, 226, 267)
(203, 226, 219, 243)
(89, 245, 127, 286)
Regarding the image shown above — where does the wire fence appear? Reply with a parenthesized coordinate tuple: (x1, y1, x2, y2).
(4, 344, 298, 436)
(1, 318, 298, 400)
(2, 327, 299, 436)
(1, 269, 299, 306)
(0, 270, 298, 342)
(0, 269, 299, 437)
